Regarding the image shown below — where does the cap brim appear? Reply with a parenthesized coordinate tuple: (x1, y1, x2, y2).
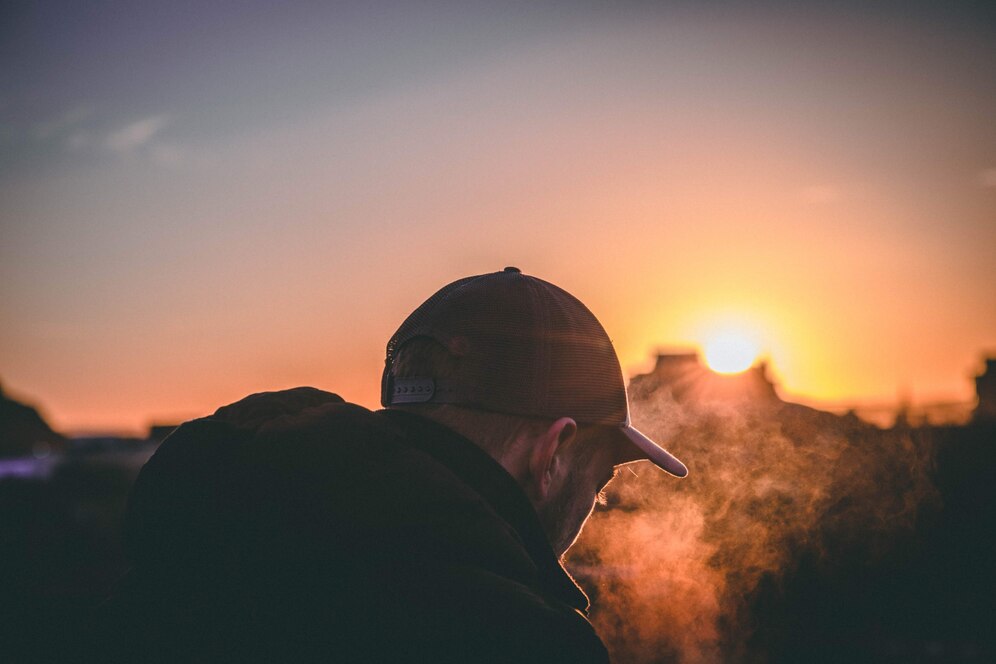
(615, 425, 688, 478)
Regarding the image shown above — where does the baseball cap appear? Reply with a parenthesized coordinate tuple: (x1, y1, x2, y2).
(381, 267, 688, 478)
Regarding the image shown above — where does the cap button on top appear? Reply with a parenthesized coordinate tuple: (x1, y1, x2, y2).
(503, 266, 521, 273)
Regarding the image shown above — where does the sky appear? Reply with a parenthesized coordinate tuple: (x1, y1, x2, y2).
(1, 1, 994, 434)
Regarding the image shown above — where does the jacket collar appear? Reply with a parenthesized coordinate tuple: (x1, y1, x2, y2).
(378, 408, 591, 614)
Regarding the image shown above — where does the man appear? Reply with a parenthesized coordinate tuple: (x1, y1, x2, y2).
(96, 267, 686, 662)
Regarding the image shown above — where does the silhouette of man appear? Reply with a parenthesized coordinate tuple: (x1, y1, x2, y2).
(96, 268, 687, 662)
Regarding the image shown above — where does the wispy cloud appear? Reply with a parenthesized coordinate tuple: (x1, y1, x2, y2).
(978, 168, 996, 188)
(105, 114, 169, 153)
(34, 106, 93, 140)
(67, 131, 93, 150)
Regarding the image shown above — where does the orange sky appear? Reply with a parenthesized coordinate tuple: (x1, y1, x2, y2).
(1, 4, 994, 434)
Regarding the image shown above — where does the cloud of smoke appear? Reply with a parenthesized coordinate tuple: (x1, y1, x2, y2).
(568, 380, 937, 663)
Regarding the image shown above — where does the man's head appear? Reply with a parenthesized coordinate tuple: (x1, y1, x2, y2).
(383, 268, 686, 555)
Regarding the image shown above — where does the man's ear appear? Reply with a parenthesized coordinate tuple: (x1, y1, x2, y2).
(528, 417, 577, 501)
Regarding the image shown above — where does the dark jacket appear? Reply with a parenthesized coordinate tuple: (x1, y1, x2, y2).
(94, 387, 610, 663)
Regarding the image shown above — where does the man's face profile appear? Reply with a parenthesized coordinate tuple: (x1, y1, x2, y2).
(535, 432, 621, 557)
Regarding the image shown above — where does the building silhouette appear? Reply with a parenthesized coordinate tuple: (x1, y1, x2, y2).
(974, 358, 996, 422)
(629, 351, 779, 405)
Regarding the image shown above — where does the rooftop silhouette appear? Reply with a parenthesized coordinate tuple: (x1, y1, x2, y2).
(630, 351, 779, 405)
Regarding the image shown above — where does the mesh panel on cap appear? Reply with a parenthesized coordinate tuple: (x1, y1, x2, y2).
(384, 274, 480, 367)
(382, 270, 629, 426)
(540, 283, 628, 424)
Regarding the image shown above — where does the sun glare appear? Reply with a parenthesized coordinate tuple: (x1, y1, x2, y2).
(704, 331, 759, 374)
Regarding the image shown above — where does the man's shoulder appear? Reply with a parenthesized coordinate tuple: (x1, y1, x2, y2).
(132, 387, 500, 534)
(114, 389, 609, 662)
(132, 387, 399, 490)
(124, 389, 401, 552)
(208, 386, 373, 432)
(127, 387, 537, 580)
(161, 386, 405, 461)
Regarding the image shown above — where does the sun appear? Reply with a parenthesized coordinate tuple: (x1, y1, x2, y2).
(703, 331, 759, 374)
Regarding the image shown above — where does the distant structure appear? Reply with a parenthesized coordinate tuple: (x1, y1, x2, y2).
(629, 351, 779, 405)
(973, 358, 996, 423)
(68, 423, 180, 456)
(0, 381, 65, 458)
